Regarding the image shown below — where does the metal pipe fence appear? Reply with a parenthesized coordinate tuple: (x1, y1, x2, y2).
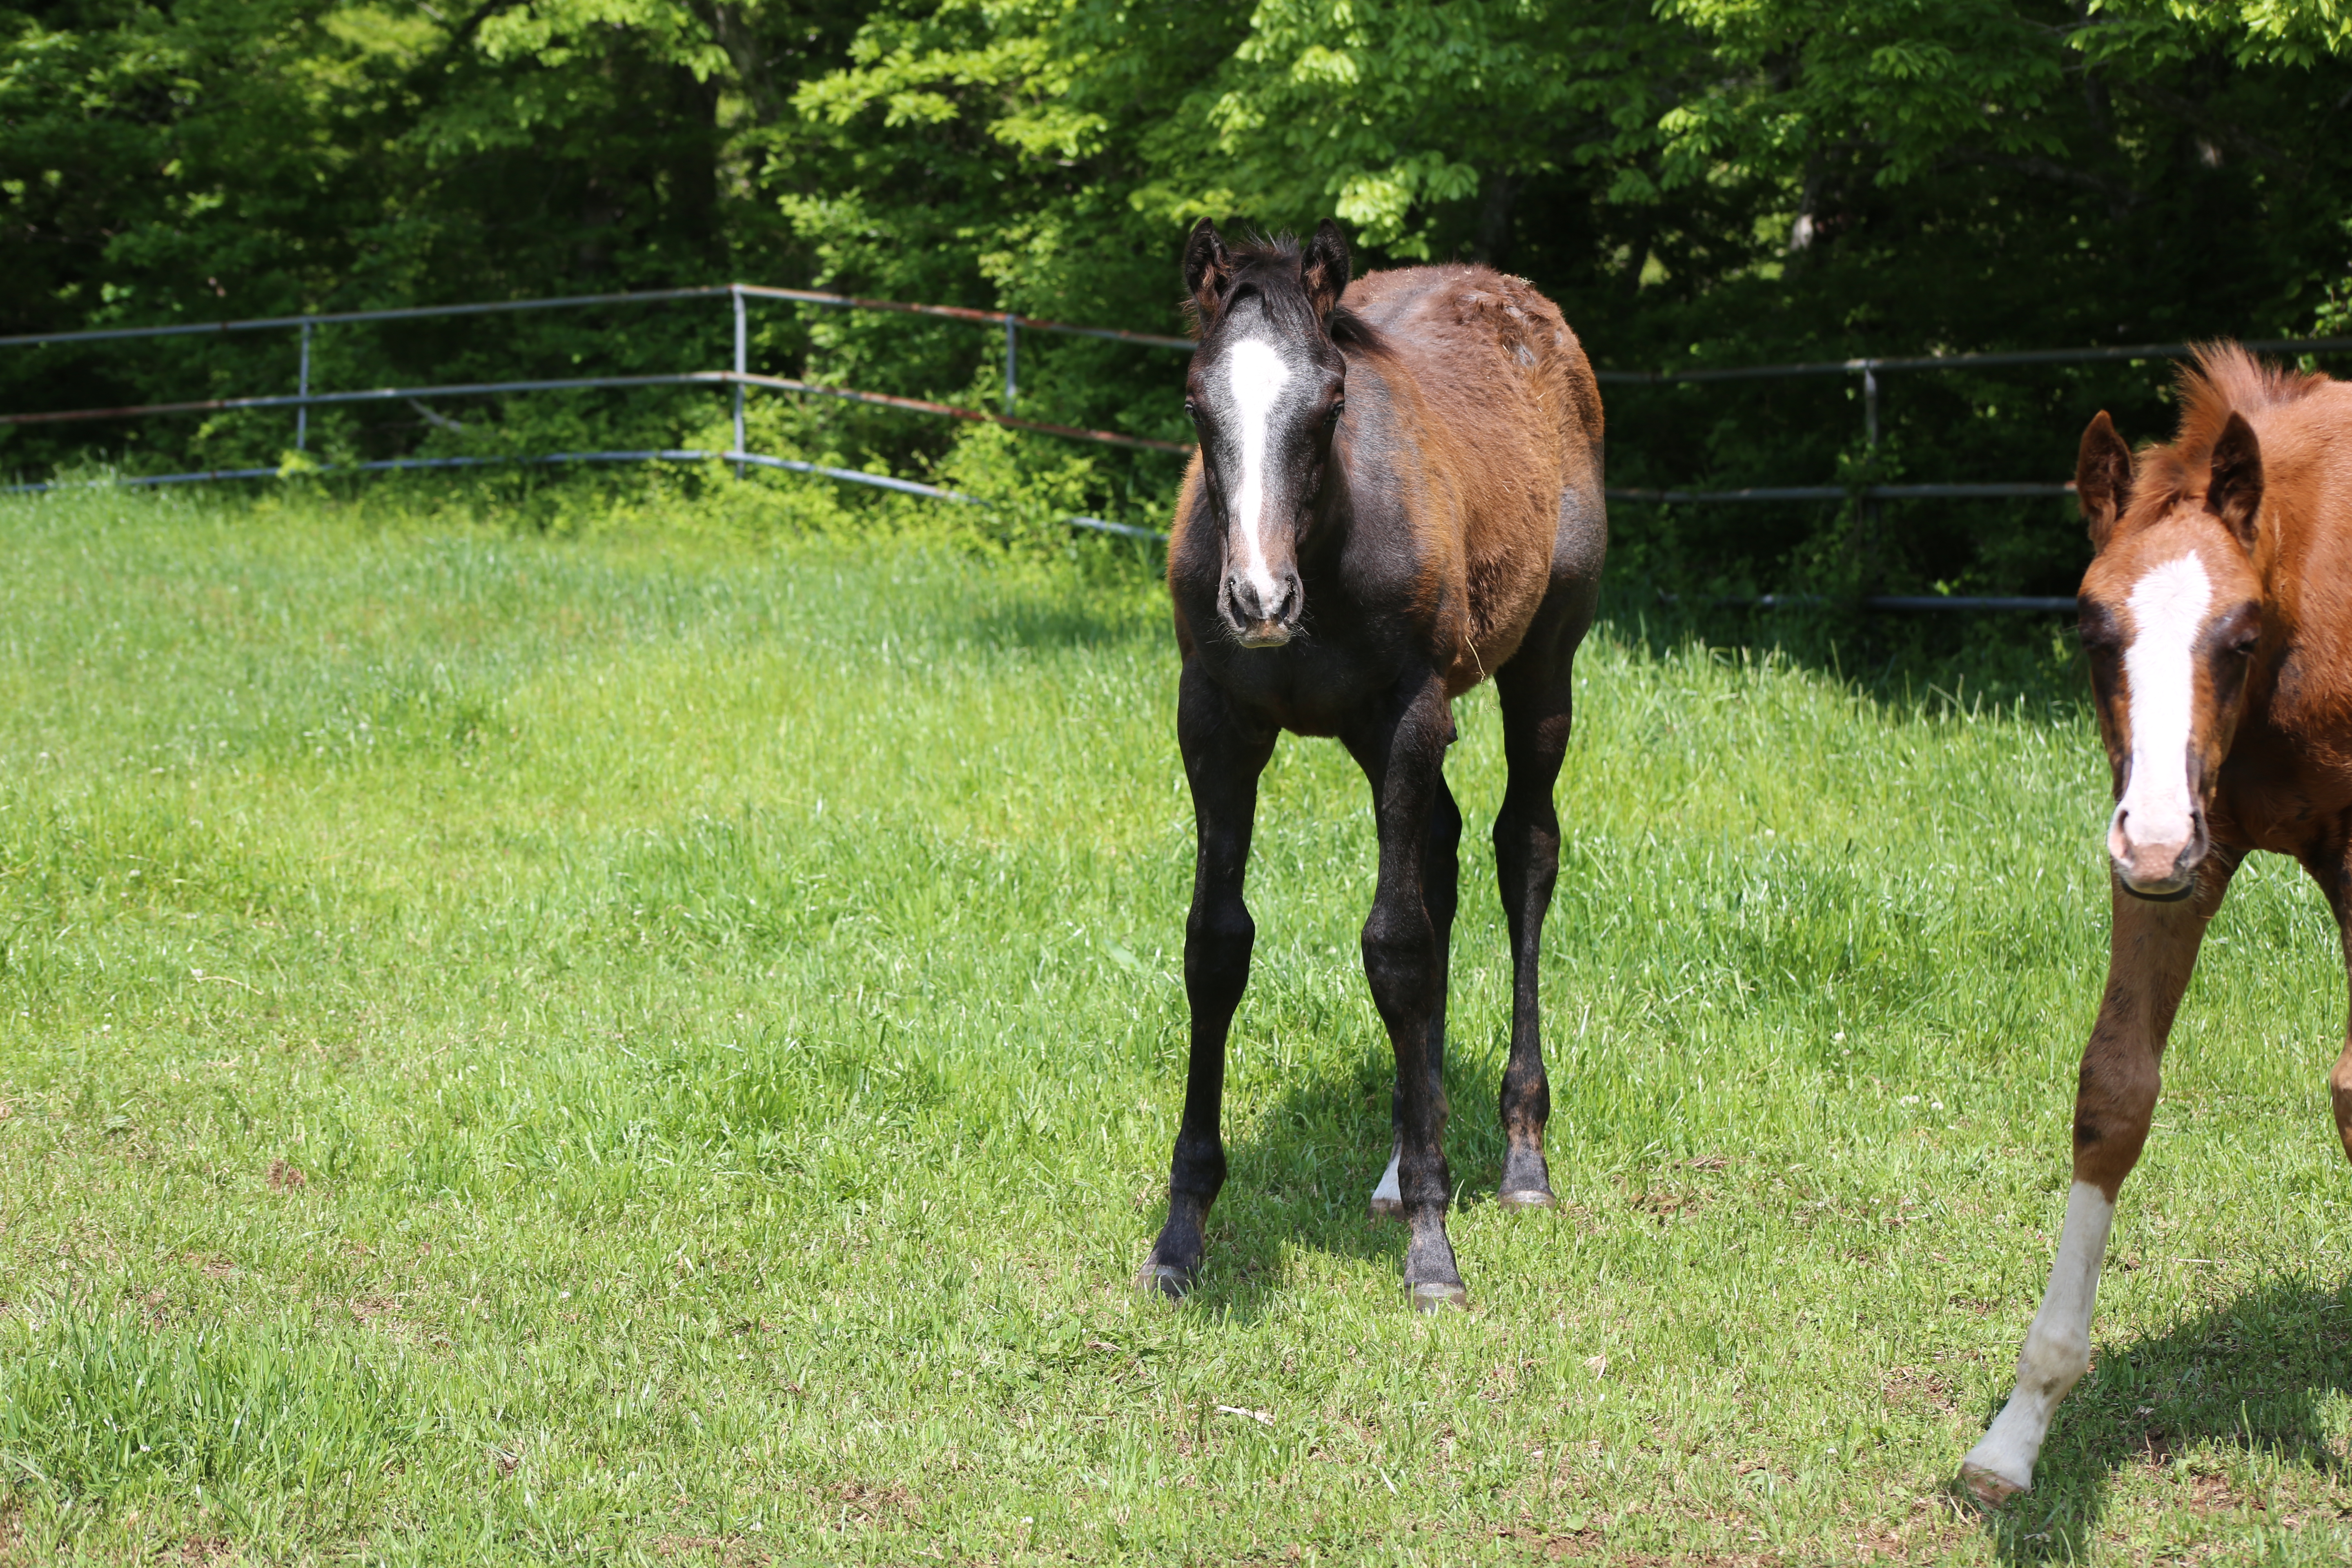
(10, 279, 2350, 608)
(0, 282, 1195, 534)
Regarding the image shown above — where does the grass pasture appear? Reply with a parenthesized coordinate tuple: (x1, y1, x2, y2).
(3, 489, 2352, 1564)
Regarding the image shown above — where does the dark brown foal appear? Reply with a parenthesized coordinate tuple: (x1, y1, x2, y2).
(1138, 220, 1606, 1311)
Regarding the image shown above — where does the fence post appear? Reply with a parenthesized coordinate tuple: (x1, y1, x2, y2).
(731, 285, 747, 478)
(1857, 361, 1881, 584)
(296, 320, 312, 453)
(1003, 314, 1017, 414)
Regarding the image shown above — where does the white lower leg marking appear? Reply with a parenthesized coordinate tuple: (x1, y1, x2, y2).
(1964, 1182, 2116, 1494)
(1371, 1139, 1401, 1207)
(1225, 338, 1293, 610)
(2110, 554, 2213, 865)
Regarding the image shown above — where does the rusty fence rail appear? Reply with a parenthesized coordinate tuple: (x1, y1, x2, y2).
(10, 283, 2352, 604)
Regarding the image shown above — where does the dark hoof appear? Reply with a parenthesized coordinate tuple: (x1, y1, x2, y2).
(1136, 1263, 1190, 1301)
(1409, 1282, 1468, 1314)
(1497, 1188, 1558, 1212)
(1368, 1196, 1403, 1222)
(1956, 1462, 2027, 1511)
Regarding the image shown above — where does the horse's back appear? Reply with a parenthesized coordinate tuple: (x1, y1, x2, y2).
(1345, 265, 1602, 471)
(2255, 381, 2352, 714)
(1341, 265, 1605, 684)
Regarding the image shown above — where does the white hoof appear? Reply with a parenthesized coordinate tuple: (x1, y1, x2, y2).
(1957, 1457, 2028, 1510)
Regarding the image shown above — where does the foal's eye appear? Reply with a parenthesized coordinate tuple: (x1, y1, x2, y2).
(1183, 399, 1198, 420)
(1327, 399, 1345, 424)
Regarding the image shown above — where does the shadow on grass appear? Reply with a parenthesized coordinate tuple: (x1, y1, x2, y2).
(1165, 1027, 1530, 1325)
(1975, 1275, 2352, 1561)
(962, 593, 1156, 653)
(945, 548, 1169, 655)
(1592, 584, 2092, 725)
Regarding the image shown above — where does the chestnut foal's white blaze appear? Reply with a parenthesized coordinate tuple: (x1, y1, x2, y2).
(2109, 552, 2216, 889)
(1224, 336, 1295, 612)
(1960, 1182, 2116, 1495)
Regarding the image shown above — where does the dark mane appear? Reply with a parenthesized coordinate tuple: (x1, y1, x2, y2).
(1182, 230, 1387, 354)
(2131, 341, 2329, 514)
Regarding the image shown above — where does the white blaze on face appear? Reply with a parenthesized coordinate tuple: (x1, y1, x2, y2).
(2110, 552, 2214, 868)
(1224, 337, 1294, 610)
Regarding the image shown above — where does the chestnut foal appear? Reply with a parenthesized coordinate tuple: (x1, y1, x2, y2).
(1138, 220, 1607, 1312)
(1964, 344, 2352, 1502)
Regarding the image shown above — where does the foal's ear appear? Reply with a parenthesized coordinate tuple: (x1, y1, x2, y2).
(1302, 219, 1350, 321)
(2076, 410, 2133, 551)
(1184, 218, 1235, 325)
(2206, 410, 2265, 552)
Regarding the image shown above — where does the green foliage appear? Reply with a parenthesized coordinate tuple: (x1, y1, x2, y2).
(10, 1, 2352, 585)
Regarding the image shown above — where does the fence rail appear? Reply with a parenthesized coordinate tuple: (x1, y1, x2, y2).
(1591, 335, 2352, 384)
(0, 283, 1196, 354)
(0, 369, 1192, 454)
(11, 279, 2346, 608)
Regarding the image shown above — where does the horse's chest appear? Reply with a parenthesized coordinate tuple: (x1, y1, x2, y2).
(1201, 644, 1405, 734)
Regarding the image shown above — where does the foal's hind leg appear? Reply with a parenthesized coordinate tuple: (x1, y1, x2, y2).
(1373, 776, 1461, 1220)
(1960, 860, 2231, 1504)
(1490, 626, 1582, 1209)
(1345, 675, 1466, 1309)
(2311, 843, 2352, 1165)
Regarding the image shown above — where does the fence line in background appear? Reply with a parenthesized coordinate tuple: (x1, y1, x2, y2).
(0, 369, 1192, 455)
(1590, 335, 2352, 384)
(0, 446, 1162, 542)
(0, 283, 1197, 354)
(13, 280, 2350, 606)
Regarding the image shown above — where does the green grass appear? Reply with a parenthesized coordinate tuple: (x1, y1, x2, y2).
(2, 487, 2350, 1565)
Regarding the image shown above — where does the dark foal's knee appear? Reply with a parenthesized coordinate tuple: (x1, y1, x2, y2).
(1360, 905, 1438, 1018)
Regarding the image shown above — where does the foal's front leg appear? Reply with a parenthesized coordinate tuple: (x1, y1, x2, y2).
(1960, 862, 2230, 1503)
(1348, 677, 1466, 1310)
(1140, 663, 1276, 1298)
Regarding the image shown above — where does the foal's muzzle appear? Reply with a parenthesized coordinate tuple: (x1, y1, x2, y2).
(1221, 568, 1303, 649)
(2109, 804, 2209, 902)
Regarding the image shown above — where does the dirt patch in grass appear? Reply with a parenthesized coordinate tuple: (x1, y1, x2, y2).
(1628, 1187, 1708, 1222)
(1880, 1365, 1960, 1416)
(265, 1158, 307, 1192)
(1492, 1522, 1608, 1559)
(2134, 1432, 2247, 1511)
(817, 1480, 919, 1529)
(651, 1536, 764, 1566)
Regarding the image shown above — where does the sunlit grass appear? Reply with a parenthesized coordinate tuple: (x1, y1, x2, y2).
(1, 486, 2348, 1564)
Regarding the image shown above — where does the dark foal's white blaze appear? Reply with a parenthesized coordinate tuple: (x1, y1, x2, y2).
(2108, 552, 2216, 889)
(1224, 336, 1295, 617)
